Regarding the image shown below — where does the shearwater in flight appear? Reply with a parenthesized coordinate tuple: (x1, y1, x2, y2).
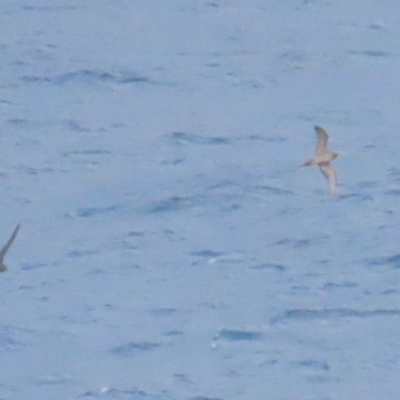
(0, 224, 20, 272)
(302, 126, 338, 195)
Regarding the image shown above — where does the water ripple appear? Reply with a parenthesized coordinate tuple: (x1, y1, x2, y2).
(111, 341, 161, 357)
(169, 131, 231, 146)
(270, 308, 400, 324)
(367, 253, 400, 268)
(215, 328, 263, 342)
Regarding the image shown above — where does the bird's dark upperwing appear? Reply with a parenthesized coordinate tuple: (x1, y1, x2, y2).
(314, 125, 329, 155)
(0, 224, 20, 262)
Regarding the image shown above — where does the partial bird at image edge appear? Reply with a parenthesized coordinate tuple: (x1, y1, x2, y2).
(0, 224, 20, 272)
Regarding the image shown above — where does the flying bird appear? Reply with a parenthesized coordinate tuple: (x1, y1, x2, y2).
(302, 126, 338, 195)
(0, 224, 20, 272)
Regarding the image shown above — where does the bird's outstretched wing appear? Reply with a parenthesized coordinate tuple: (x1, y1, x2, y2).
(319, 163, 337, 195)
(0, 224, 20, 262)
(314, 125, 329, 155)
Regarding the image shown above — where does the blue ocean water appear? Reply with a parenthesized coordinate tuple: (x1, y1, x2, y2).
(1, 1, 400, 399)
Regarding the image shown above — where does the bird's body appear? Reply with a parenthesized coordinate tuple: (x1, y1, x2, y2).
(0, 224, 20, 272)
(302, 126, 338, 195)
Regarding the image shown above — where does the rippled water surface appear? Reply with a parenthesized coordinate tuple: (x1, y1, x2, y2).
(1, 1, 400, 399)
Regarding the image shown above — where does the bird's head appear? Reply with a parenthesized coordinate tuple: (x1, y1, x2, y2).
(301, 159, 314, 167)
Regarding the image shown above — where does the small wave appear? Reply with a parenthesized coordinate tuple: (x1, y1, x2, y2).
(367, 253, 400, 268)
(23, 5, 84, 11)
(169, 131, 231, 146)
(147, 196, 195, 213)
(250, 263, 286, 271)
(111, 341, 161, 357)
(67, 249, 98, 258)
(274, 234, 331, 249)
(255, 185, 294, 195)
(384, 189, 400, 196)
(66, 204, 122, 218)
(62, 149, 111, 156)
(21, 262, 54, 271)
(191, 397, 223, 400)
(77, 386, 170, 399)
(55, 70, 153, 85)
(270, 307, 400, 324)
(150, 308, 177, 317)
(190, 250, 222, 258)
(215, 328, 263, 342)
(292, 359, 330, 372)
(349, 49, 391, 58)
(21, 69, 159, 87)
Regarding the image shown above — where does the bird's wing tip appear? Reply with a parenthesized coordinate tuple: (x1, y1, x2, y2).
(314, 125, 326, 134)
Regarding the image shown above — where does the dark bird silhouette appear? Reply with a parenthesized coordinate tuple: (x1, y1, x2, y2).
(0, 224, 20, 272)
